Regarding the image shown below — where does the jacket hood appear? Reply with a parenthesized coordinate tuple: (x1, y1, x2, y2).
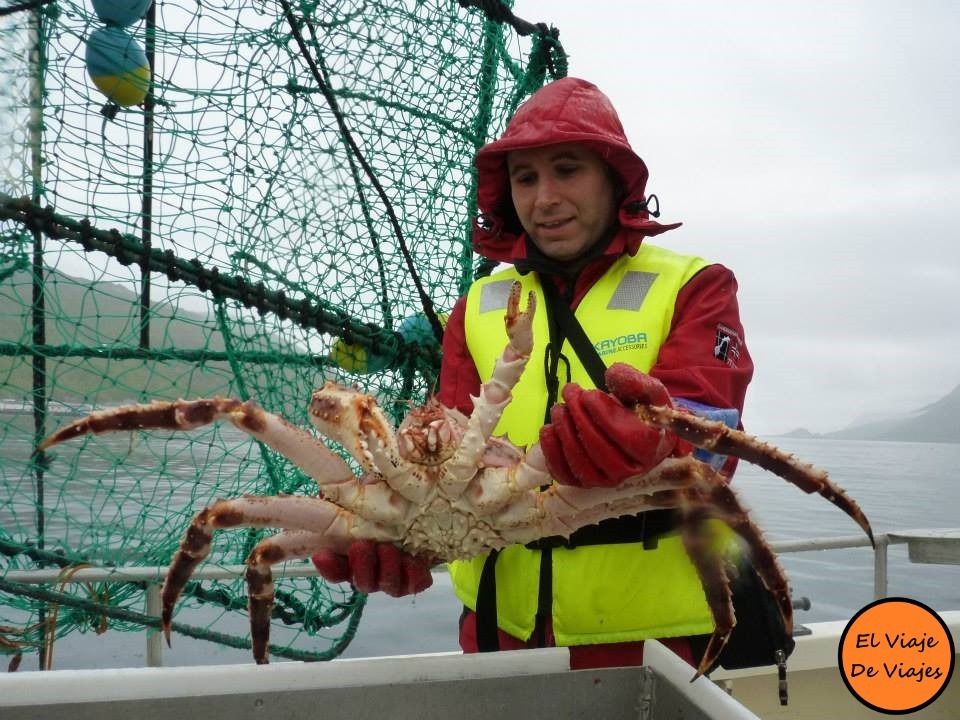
(472, 77, 681, 263)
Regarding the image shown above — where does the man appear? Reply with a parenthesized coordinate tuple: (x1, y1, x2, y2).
(313, 77, 753, 669)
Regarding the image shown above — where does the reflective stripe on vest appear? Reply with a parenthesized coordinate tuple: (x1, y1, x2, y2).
(450, 244, 724, 645)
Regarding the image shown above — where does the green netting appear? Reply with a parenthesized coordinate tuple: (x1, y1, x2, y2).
(0, 0, 565, 666)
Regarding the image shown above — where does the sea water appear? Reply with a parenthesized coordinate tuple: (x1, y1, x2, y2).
(4, 437, 960, 670)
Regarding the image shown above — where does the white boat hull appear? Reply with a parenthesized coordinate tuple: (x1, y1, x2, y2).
(2, 613, 958, 720)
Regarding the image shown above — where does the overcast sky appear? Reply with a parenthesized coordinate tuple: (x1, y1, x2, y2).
(511, 0, 960, 435)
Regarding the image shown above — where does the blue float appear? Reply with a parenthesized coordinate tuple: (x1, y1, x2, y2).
(397, 312, 444, 346)
(90, 0, 152, 27)
(85, 26, 150, 107)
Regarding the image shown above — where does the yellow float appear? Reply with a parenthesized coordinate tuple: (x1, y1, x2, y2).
(330, 312, 447, 373)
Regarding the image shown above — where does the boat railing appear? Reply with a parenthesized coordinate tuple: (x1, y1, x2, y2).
(3, 527, 959, 667)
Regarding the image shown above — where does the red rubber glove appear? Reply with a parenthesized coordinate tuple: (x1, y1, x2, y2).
(311, 540, 433, 597)
(538, 364, 680, 488)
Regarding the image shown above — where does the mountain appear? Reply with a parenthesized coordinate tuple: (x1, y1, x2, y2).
(0, 268, 235, 402)
(779, 427, 819, 439)
(782, 386, 960, 444)
(823, 385, 960, 443)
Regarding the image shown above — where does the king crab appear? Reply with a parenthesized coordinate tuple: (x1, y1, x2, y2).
(40, 282, 873, 675)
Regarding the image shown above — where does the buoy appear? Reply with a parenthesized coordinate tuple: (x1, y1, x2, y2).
(329, 312, 447, 373)
(90, 0, 153, 27)
(397, 312, 446, 345)
(329, 340, 392, 375)
(85, 26, 150, 107)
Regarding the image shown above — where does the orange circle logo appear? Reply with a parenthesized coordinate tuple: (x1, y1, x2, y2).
(839, 598, 955, 714)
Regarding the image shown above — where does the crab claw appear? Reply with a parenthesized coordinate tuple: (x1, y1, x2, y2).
(503, 281, 536, 362)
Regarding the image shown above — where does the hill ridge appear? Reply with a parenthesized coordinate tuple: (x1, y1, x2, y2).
(782, 384, 960, 444)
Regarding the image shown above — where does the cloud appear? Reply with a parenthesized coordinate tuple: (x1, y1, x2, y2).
(516, 0, 960, 434)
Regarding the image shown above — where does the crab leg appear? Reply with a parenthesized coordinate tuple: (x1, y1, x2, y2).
(645, 406, 872, 544)
(444, 282, 536, 496)
(492, 457, 711, 535)
(39, 399, 353, 479)
(605, 364, 874, 545)
(243, 528, 387, 664)
(38, 398, 411, 523)
(689, 482, 793, 636)
(161, 495, 399, 660)
(244, 530, 332, 663)
(496, 485, 760, 680)
(677, 512, 737, 679)
(666, 478, 795, 678)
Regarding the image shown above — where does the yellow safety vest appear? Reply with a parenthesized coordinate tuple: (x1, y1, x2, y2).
(450, 243, 727, 645)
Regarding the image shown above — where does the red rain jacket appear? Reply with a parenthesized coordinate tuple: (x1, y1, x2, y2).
(438, 77, 753, 420)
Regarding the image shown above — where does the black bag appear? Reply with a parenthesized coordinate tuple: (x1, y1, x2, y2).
(694, 558, 795, 670)
(689, 557, 795, 704)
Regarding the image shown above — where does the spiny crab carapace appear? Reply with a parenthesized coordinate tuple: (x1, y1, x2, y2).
(39, 282, 873, 676)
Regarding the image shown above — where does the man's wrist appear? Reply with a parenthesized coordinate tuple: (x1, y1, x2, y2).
(673, 398, 739, 470)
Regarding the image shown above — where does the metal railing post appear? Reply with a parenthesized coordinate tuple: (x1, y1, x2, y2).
(874, 537, 889, 600)
(145, 582, 163, 667)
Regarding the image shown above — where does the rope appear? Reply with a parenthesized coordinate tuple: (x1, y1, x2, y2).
(457, 0, 566, 81)
(457, 0, 539, 36)
(277, 0, 445, 345)
(0, 193, 440, 371)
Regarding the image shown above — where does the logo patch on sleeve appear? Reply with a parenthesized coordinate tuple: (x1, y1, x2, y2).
(714, 324, 742, 367)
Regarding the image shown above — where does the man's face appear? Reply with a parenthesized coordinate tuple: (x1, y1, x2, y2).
(507, 143, 618, 264)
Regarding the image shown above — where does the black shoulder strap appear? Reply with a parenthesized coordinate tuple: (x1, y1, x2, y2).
(539, 276, 608, 391)
(475, 549, 500, 652)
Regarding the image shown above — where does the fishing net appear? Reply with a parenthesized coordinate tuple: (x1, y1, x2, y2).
(0, 0, 565, 667)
